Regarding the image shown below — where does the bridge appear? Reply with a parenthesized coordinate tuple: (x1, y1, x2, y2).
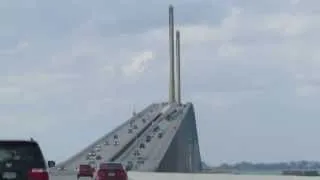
(50, 4, 202, 176)
(53, 102, 201, 174)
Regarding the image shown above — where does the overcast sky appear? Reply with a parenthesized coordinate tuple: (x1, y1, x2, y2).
(1, 0, 320, 165)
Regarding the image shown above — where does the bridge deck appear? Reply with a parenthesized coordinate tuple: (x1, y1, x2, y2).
(52, 102, 201, 174)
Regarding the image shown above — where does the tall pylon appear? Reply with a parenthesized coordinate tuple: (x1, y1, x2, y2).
(175, 30, 181, 105)
(168, 5, 175, 103)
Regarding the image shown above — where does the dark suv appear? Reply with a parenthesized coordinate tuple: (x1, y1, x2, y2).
(0, 139, 54, 180)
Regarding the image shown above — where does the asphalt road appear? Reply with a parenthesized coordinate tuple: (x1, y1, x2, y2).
(50, 175, 135, 180)
(50, 175, 77, 180)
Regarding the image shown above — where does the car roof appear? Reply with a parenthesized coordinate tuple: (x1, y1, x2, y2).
(100, 162, 123, 167)
(0, 139, 38, 144)
(101, 162, 121, 165)
(80, 164, 91, 167)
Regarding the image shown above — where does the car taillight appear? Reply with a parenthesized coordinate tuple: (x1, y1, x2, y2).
(28, 168, 49, 180)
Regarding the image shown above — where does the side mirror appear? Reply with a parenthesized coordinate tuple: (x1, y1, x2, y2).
(48, 160, 56, 168)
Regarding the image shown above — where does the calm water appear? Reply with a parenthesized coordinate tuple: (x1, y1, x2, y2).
(129, 172, 319, 180)
(236, 171, 282, 175)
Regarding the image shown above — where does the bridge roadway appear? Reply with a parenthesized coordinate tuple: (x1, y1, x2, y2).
(54, 102, 190, 172)
(133, 106, 187, 171)
(117, 105, 187, 171)
(57, 103, 166, 170)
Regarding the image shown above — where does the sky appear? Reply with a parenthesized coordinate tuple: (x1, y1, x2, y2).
(0, 0, 320, 166)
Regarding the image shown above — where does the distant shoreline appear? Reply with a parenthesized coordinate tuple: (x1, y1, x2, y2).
(202, 160, 320, 173)
(201, 169, 320, 176)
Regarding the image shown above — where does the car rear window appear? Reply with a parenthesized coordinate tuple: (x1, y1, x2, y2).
(100, 163, 123, 170)
(79, 165, 91, 169)
(0, 141, 45, 164)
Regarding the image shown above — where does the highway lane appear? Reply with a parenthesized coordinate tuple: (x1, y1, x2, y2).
(134, 106, 186, 171)
(57, 103, 156, 166)
(114, 104, 179, 169)
(50, 172, 305, 180)
(116, 115, 162, 168)
(58, 103, 165, 170)
(137, 117, 179, 171)
(67, 104, 160, 168)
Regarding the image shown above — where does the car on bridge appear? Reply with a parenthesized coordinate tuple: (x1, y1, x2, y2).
(146, 135, 152, 143)
(158, 132, 163, 138)
(96, 155, 102, 160)
(95, 145, 101, 152)
(104, 141, 109, 145)
(125, 161, 133, 171)
(129, 121, 134, 127)
(88, 151, 96, 157)
(113, 134, 119, 139)
(114, 140, 120, 146)
(77, 164, 95, 179)
(153, 126, 160, 132)
(0, 139, 54, 180)
(133, 150, 140, 156)
(139, 143, 145, 149)
(136, 157, 145, 164)
(95, 162, 127, 180)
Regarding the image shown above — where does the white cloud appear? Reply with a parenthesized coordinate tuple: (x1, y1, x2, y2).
(217, 43, 244, 57)
(0, 114, 54, 133)
(0, 72, 82, 106)
(296, 85, 318, 97)
(121, 51, 154, 77)
(265, 13, 313, 36)
(0, 41, 29, 55)
(99, 65, 115, 78)
(291, 0, 301, 5)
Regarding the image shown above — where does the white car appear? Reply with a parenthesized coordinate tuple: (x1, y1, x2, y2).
(114, 140, 120, 146)
(88, 152, 96, 157)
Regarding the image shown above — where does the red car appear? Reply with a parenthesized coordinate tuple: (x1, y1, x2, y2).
(77, 164, 95, 179)
(95, 162, 127, 180)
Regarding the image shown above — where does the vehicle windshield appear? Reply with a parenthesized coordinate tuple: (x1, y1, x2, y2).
(0, 142, 43, 163)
